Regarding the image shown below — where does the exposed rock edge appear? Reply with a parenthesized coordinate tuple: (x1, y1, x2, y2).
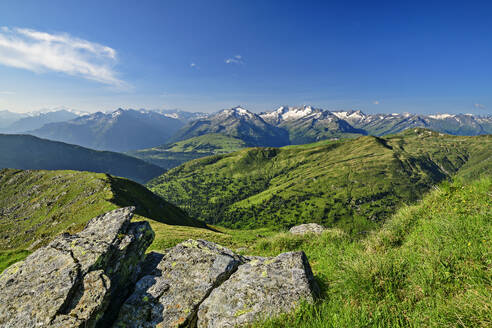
(0, 208, 318, 328)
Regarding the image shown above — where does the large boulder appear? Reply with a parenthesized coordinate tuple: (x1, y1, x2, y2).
(197, 251, 318, 328)
(0, 210, 319, 328)
(0, 207, 154, 328)
(114, 239, 244, 328)
(289, 223, 325, 235)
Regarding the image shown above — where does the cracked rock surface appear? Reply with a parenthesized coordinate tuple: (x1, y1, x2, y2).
(113, 239, 244, 328)
(0, 208, 318, 328)
(197, 252, 318, 328)
(0, 207, 154, 328)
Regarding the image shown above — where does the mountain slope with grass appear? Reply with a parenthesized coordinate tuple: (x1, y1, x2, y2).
(0, 134, 165, 183)
(128, 133, 247, 169)
(251, 176, 491, 328)
(148, 129, 491, 232)
(0, 168, 206, 272)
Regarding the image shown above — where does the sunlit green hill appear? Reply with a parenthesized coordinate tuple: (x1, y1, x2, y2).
(148, 129, 491, 232)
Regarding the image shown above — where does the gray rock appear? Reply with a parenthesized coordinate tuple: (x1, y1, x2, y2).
(0, 207, 154, 328)
(0, 208, 320, 328)
(197, 251, 318, 328)
(289, 223, 326, 235)
(113, 239, 244, 328)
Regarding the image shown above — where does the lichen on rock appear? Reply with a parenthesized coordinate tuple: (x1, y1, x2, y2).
(197, 251, 319, 328)
(0, 208, 319, 328)
(0, 207, 153, 328)
(113, 239, 244, 328)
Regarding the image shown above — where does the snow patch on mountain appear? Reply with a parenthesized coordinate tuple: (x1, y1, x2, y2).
(428, 114, 455, 120)
(332, 110, 365, 121)
(261, 105, 322, 123)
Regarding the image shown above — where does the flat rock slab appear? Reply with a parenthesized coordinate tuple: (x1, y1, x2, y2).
(114, 239, 244, 328)
(197, 251, 318, 328)
(0, 207, 153, 328)
(289, 223, 326, 235)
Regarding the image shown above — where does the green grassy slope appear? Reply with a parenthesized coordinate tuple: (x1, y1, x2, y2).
(0, 134, 165, 183)
(252, 176, 491, 327)
(0, 168, 205, 272)
(148, 129, 491, 233)
(128, 133, 246, 169)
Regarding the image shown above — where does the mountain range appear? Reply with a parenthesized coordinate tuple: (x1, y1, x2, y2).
(0, 109, 83, 132)
(29, 109, 185, 152)
(132, 106, 492, 169)
(1, 106, 491, 156)
(170, 107, 290, 147)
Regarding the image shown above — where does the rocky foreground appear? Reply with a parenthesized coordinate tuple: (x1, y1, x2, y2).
(0, 207, 318, 328)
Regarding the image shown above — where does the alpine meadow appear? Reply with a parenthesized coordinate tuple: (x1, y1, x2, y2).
(0, 1, 491, 327)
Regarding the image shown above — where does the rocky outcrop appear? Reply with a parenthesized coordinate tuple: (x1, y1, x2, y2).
(197, 252, 318, 327)
(0, 208, 318, 328)
(0, 207, 154, 328)
(114, 240, 244, 327)
(116, 242, 318, 328)
(289, 223, 326, 235)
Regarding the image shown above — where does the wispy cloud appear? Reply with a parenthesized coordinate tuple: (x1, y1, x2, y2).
(190, 62, 197, 68)
(474, 103, 486, 109)
(0, 91, 15, 95)
(0, 27, 126, 87)
(225, 55, 244, 64)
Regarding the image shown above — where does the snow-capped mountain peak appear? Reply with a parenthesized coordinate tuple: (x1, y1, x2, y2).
(428, 113, 455, 120)
(261, 105, 323, 124)
(218, 106, 256, 119)
(332, 110, 366, 121)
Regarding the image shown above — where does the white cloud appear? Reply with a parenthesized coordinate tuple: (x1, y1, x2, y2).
(474, 103, 486, 109)
(190, 62, 197, 68)
(0, 27, 126, 87)
(0, 91, 14, 95)
(373, 100, 380, 105)
(225, 55, 244, 64)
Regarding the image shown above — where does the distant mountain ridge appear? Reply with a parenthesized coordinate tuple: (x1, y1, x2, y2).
(2, 106, 490, 157)
(260, 106, 492, 141)
(260, 106, 365, 144)
(29, 108, 184, 152)
(0, 109, 86, 132)
(150, 108, 209, 123)
(330, 110, 492, 136)
(171, 106, 290, 147)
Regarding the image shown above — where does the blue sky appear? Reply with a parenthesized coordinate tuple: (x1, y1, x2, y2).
(0, 0, 490, 114)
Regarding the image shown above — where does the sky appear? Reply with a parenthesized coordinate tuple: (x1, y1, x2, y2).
(0, 0, 491, 115)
